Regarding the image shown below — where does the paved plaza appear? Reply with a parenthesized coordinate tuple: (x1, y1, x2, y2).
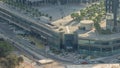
(34, 4, 86, 21)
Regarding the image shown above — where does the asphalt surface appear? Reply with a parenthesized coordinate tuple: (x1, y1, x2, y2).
(0, 19, 76, 65)
(0, 4, 77, 64)
(1, 1, 120, 65)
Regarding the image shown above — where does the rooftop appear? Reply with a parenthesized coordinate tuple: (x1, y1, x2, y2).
(78, 29, 120, 41)
(80, 20, 94, 24)
(0, 2, 87, 34)
(2, 1, 120, 41)
(27, 0, 43, 2)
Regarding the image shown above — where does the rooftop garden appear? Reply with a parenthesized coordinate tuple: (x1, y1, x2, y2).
(71, 1, 111, 34)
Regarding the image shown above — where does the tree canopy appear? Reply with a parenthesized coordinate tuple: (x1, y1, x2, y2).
(0, 40, 24, 68)
(0, 41, 13, 57)
(70, 1, 109, 34)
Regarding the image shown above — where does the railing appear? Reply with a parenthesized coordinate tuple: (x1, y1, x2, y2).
(0, 6, 59, 38)
(0, 6, 62, 49)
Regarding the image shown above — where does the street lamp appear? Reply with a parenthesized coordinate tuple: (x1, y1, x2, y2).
(45, 43, 47, 58)
(45, 42, 50, 58)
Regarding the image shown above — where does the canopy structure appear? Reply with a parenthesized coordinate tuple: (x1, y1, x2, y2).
(27, 0, 43, 2)
(38, 59, 54, 64)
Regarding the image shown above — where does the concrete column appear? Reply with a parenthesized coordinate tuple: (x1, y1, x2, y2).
(100, 47, 102, 56)
(67, 0, 68, 4)
(89, 45, 91, 55)
(111, 46, 113, 54)
(44, 0, 46, 4)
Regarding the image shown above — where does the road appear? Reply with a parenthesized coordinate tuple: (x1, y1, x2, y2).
(1, 1, 119, 65)
(0, 22, 45, 59)
(0, 2, 60, 46)
(0, 20, 76, 65)
(1, 1, 120, 68)
(90, 53, 120, 63)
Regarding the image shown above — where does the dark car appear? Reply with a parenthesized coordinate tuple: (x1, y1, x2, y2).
(30, 41, 36, 45)
(97, 60, 105, 63)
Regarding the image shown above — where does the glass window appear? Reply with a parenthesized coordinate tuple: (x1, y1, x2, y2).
(116, 40, 120, 43)
(78, 40, 90, 44)
(113, 45, 120, 50)
(101, 42, 109, 45)
(94, 41, 101, 44)
(89, 40, 95, 44)
(102, 48, 112, 52)
(90, 46, 100, 51)
(79, 46, 89, 50)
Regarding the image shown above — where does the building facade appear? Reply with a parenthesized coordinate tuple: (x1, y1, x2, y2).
(1, 0, 120, 57)
(15, 0, 100, 6)
(78, 38, 120, 57)
(105, 0, 120, 32)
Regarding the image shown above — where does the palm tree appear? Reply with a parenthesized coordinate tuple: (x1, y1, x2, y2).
(93, 17, 102, 33)
(71, 13, 75, 19)
(6, 55, 18, 68)
(38, 12, 42, 16)
(71, 13, 79, 20)
(0, 55, 24, 68)
(18, 56, 24, 63)
(17, 56, 24, 67)
(76, 15, 82, 22)
(0, 58, 9, 68)
(80, 9, 86, 18)
(49, 16, 52, 21)
(45, 14, 49, 17)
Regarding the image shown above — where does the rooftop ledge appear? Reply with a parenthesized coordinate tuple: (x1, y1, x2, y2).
(78, 29, 120, 41)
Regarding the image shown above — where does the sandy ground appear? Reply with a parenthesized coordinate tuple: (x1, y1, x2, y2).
(17, 55, 35, 68)
(35, 4, 85, 21)
(93, 64, 120, 68)
(18, 62, 34, 68)
(66, 64, 120, 68)
(43, 62, 65, 68)
(52, 15, 73, 26)
(16, 54, 65, 68)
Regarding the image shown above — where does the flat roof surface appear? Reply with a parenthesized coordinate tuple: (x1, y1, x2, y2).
(38, 59, 54, 64)
(35, 4, 86, 22)
(27, 0, 43, 2)
(0, 2, 87, 34)
(77, 20, 120, 41)
(67, 64, 120, 68)
(0, 2, 58, 32)
(64, 26, 78, 34)
(80, 20, 94, 24)
(78, 29, 120, 41)
(66, 65, 94, 68)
